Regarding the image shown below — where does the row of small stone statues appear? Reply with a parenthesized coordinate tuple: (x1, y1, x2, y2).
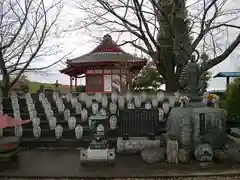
(64, 91, 219, 109)
(0, 91, 219, 138)
(0, 92, 85, 139)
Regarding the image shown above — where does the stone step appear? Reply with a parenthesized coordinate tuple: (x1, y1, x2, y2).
(23, 120, 88, 128)
(19, 137, 117, 148)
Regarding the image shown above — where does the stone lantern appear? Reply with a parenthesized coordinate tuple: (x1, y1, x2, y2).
(88, 112, 108, 133)
(80, 112, 116, 165)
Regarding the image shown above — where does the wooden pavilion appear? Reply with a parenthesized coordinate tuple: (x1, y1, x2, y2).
(60, 34, 147, 93)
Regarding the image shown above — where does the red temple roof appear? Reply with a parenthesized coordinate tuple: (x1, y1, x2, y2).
(66, 34, 146, 64)
(90, 34, 124, 53)
(60, 34, 147, 76)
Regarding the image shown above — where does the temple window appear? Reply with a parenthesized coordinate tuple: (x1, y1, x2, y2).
(104, 75, 112, 92)
(86, 75, 103, 92)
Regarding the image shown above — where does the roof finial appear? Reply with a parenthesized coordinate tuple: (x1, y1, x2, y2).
(103, 34, 112, 41)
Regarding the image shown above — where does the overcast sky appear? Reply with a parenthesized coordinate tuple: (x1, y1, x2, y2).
(25, 0, 240, 91)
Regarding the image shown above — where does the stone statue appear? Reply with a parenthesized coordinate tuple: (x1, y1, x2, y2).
(179, 54, 202, 101)
(166, 138, 179, 164)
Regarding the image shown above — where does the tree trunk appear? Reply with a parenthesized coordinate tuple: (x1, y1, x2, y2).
(1, 75, 10, 98)
(165, 76, 179, 93)
(0, 85, 10, 97)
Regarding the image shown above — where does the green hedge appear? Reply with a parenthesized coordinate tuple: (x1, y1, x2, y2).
(224, 77, 240, 116)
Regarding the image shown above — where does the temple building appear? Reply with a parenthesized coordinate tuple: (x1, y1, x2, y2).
(60, 34, 147, 93)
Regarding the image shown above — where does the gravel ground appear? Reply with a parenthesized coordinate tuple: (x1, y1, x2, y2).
(3, 177, 240, 180)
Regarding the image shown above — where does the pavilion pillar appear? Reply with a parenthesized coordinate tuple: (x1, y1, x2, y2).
(70, 76, 73, 92)
(75, 77, 78, 91)
(226, 77, 230, 88)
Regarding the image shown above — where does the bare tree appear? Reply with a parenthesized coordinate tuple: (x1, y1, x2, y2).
(73, 0, 240, 92)
(0, 0, 64, 96)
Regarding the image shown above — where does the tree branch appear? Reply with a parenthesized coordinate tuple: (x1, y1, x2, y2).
(201, 32, 240, 72)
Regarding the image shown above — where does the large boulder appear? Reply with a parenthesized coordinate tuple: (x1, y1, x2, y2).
(203, 129, 228, 149)
(213, 149, 228, 164)
(223, 135, 240, 163)
(230, 128, 240, 138)
(141, 147, 166, 164)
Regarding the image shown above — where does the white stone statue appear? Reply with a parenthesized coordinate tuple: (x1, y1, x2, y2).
(157, 92, 165, 102)
(55, 124, 63, 139)
(75, 102, 82, 114)
(125, 92, 133, 102)
(100, 108, 107, 116)
(14, 110, 21, 119)
(64, 109, 71, 121)
(118, 96, 125, 109)
(66, 93, 72, 103)
(111, 92, 118, 103)
(101, 95, 108, 108)
(39, 93, 45, 102)
(29, 110, 37, 119)
(95, 93, 102, 103)
(158, 108, 164, 121)
(151, 98, 159, 108)
(79, 93, 87, 102)
(169, 96, 176, 107)
(162, 102, 170, 114)
(141, 92, 147, 102)
(68, 116, 76, 130)
(32, 117, 40, 127)
(145, 102, 152, 109)
(127, 102, 135, 109)
(56, 98, 65, 114)
(33, 126, 41, 138)
(49, 117, 57, 130)
(71, 97, 78, 108)
(166, 139, 179, 164)
(174, 91, 181, 102)
(134, 96, 142, 108)
(53, 92, 59, 101)
(109, 102, 117, 114)
(81, 108, 88, 122)
(14, 125, 23, 137)
(202, 91, 209, 105)
(11, 92, 20, 119)
(92, 103, 99, 114)
(75, 124, 83, 139)
(212, 96, 220, 109)
(85, 96, 92, 108)
(109, 115, 118, 130)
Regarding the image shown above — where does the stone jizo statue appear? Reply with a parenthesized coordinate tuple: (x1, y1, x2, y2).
(179, 54, 202, 101)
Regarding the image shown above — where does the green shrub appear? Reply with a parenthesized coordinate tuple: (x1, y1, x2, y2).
(224, 77, 240, 116)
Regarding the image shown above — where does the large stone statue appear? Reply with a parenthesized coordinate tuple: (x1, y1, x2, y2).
(179, 54, 202, 101)
(167, 52, 228, 163)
